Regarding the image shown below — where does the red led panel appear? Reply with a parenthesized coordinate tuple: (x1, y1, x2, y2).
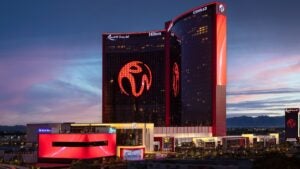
(287, 118, 296, 128)
(38, 134, 116, 159)
(172, 62, 180, 97)
(216, 14, 227, 86)
(213, 4, 227, 136)
(118, 61, 152, 97)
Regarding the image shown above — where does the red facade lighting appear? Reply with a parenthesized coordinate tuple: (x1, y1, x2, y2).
(172, 62, 180, 97)
(216, 14, 227, 86)
(118, 61, 152, 97)
(213, 3, 227, 136)
(287, 119, 296, 128)
(167, 2, 227, 135)
(38, 134, 116, 160)
(285, 108, 299, 141)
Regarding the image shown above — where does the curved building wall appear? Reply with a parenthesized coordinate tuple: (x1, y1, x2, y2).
(168, 3, 226, 135)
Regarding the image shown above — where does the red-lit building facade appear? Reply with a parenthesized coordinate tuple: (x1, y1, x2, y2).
(102, 2, 227, 136)
(102, 31, 167, 126)
(285, 108, 299, 142)
(38, 133, 116, 162)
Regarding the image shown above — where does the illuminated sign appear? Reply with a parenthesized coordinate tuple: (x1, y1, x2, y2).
(193, 6, 207, 15)
(118, 61, 152, 97)
(122, 149, 144, 161)
(172, 62, 179, 97)
(38, 128, 52, 133)
(107, 34, 129, 41)
(38, 134, 116, 159)
(108, 127, 116, 133)
(149, 32, 161, 37)
(285, 108, 299, 141)
(287, 119, 296, 128)
(218, 4, 225, 13)
(286, 108, 300, 112)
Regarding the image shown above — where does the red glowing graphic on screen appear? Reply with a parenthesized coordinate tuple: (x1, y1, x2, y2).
(118, 61, 152, 97)
(287, 119, 296, 128)
(38, 134, 116, 159)
(172, 62, 179, 97)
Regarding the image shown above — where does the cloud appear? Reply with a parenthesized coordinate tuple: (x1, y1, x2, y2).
(228, 88, 300, 96)
(0, 104, 101, 126)
(228, 55, 300, 85)
(227, 88, 300, 117)
(227, 52, 300, 117)
(255, 62, 300, 83)
(228, 99, 300, 110)
(0, 78, 102, 125)
(0, 56, 61, 108)
(57, 57, 101, 95)
(0, 44, 102, 125)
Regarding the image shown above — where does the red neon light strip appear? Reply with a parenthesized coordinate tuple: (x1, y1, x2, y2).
(216, 14, 227, 85)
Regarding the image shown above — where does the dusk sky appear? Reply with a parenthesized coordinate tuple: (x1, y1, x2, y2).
(1, 0, 300, 125)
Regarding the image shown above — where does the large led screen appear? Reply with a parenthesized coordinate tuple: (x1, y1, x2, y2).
(38, 134, 116, 159)
(285, 108, 299, 141)
(102, 31, 167, 126)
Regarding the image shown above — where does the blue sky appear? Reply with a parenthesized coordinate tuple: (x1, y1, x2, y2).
(0, 0, 300, 125)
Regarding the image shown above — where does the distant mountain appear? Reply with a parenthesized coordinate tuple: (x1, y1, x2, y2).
(0, 117, 285, 132)
(0, 125, 26, 133)
(227, 116, 284, 128)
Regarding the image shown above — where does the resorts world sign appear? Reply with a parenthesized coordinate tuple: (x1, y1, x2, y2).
(172, 62, 179, 97)
(118, 61, 152, 97)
